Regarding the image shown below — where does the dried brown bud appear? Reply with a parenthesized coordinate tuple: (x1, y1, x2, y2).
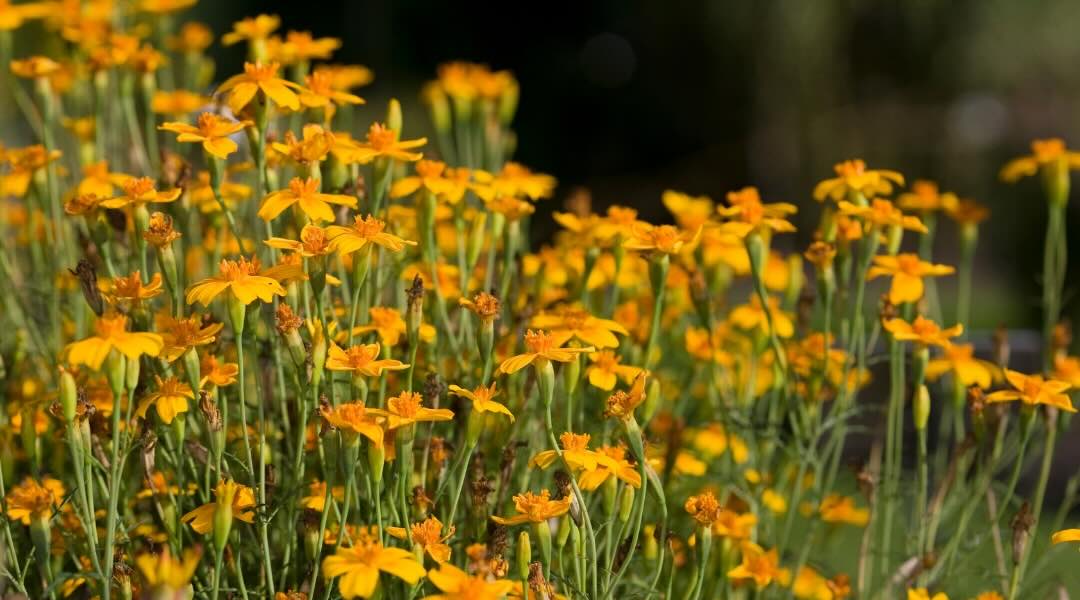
(564, 186, 592, 218)
(199, 391, 222, 432)
(423, 373, 444, 406)
(486, 522, 509, 558)
(993, 325, 1010, 368)
(406, 274, 425, 309)
(528, 562, 556, 599)
(69, 259, 104, 316)
(143, 211, 181, 247)
(1011, 501, 1034, 563)
(879, 296, 897, 322)
(276, 303, 304, 334)
(804, 241, 837, 269)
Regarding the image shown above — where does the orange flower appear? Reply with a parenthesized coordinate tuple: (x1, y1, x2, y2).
(327, 214, 417, 255)
(448, 383, 514, 422)
(186, 257, 301, 306)
(530, 305, 628, 349)
(813, 159, 904, 202)
(221, 14, 280, 46)
(160, 112, 251, 159)
(1000, 138, 1080, 183)
(882, 315, 961, 348)
(181, 479, 256, 533)
(717, 186, 797, 238)
(837, 198, 926, 234)
(136, 376, 194, 424)
(368, 391, 454, 429)
(490, 490, 572, 526)
(65, 312, 164, 370)
(867, 254, 954, 305)
(319, 402, 386, 445)
(985, 370, 1075, 413)
(100, 177, 181, 209)
(216, 61, 301, 113)
(498, 330, 594, 374)
(325, 342, 409, 377)
(258, 177, 358, 222)
(727, 542, 788, 590)
(344, 122, 426, 164)
(585, 351, 643, 391)
(624, 222, 700, 255)
(5, 476, 64, 524)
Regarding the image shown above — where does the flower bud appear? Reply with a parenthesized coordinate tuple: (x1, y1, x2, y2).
(423, 83, 451, 134)
(213, 485, 236, 553)
(602, 473, 618, 515)
(368, 441, 385, 484)
(106, 350, 126, 396)
(913, 385, 931, 431)
(618, 485, 635, 523)
(535, 519, 552, 567)
(517, 531, 531, 581)
(641, 377, 662, 425)
(562, 353, 581, 396)
(466, 212, 488, 269)
(59, 368, 77, 424)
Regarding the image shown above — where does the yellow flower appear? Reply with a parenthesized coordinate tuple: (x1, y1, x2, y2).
(1000, 138, 1080, 183)
(1, 144, 61, 198)
(259, 176, 358, 222)
(65, 312, 164, 370)
(314, 64, 374, 91)
(448, 383, 514, 422)
(272, 124, 338, 165)
(717, 186, 797, 238)
(423, 562, 514, 600)
(167, 22, 214, 53)
(490, 489, 572, 525)
(603, 372, 648, 420)
(685, 490, 723, 526)
(344, 307, 410, 346)
(200, 355, 238, 388)
(160, 112, 251, 159)
(578, 445, 642, 491)
(1052, 528, 1080, 545)
(530, 305, 628, 349)
(100, 271, 164, 306)
(222, 14, 280, 46)
(531, 432, 602, 472)
(5, 476, 64, 524)
(0, 0, 49, 32)
(369, 392, 454, 429)
(137, 0, 196, 14)
(818, 494, 869, 526)
(135, 548, 201, 594)
(388, 516, 455, 564)
(882, 315, 961, 349)
(624, 222, 700, 255)
(970, 593, 1003, 600)
(907, 589, 948, 600)
(266, 224, 334, 257)
(472, 162, 556, 201)
(898, 180, 958, 213)
(73, 160, 131, 198)
(813, 159, 904, 202)
(390, 160, 469, 204)
(985, 369, 1075, 413)
(320, 402, 386, 445)
(326, 342, 409, 378)
(925, 343, 998, 389)
(181, 479, 256, 534)
(485, 195, 535, 221)
(327, 214, 418, 255)
(729, 294, 794, 338)
(186, 257, 299, 306)
(713, 508, 757, 540)
(10, 55, 60, 79)
(836, 198, 926, 234)
(344, 122, 427, 164)
(136, 376, 194, 424)
(727, 542, 788, 590)
(585, 351, 643, 391)
(867, 253, 954, 305)
(662, 189, 715, 230)
(100, 177, 182, 209)
(300, 480, 345, 513)
(270, 30, 342, 64)
(299, 69, 364, 111)
(216, 61, 301, 113)
(458, 292, 501, 324)
(322, 535, 426, 599)
(498, 330, 594, 374)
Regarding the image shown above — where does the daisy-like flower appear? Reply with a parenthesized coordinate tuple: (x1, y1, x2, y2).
(73, 160, 131, 198)
(136, 376, 194, 424)
(100, 271, 164, 306)
(321, 534, 426, 599)
(389, 159, 468, 203)
(345, 306, 417, 346)
(498, 330, 594, 374)
(578, 445, 643, 491)
(530, 432, 602, 472)
(181, 479, 256, 533)
(836, 198, 927, 234)
(369, 391, 454, 430)
(585, 351, 643, 391)
(867, 253, 954, 305)
(65, 312, 164, 370)
(603, 373, 648, 421)
(313, 64, 374, 91)
(271, 124, 339, 166)
(269, 30, 342, 64)
(344, 122, 427, 164)
(320, 402, 386, 445)
(624, 222, 700, 255)
(727, 542, 788, 590)
(662, 189, 715, 230)
(985, 369, 1075, 413)
(472, 162, 556, 201)
(898, 180, 958, 214)
(882, 315, 962, 349)
(160, 112, 251, 160)
(1000, 138, 1080, 183)
(326, 342, 409, 378)
(925, 343, 998, 389)
(100, 177, 182, 209)
(216, 61, 301, 114)
(0, 0, 49, 32)
(151, 90, 211, 116)
(200, 355, 238, 389)
(423, 562, 515, 599)
(265, 224, 333, 257)
(186, 256, 301, 306)
(0, 144, 61, 198)
(530, 305, 628, 349)
(907, 589, 949, 600)
(10, 55, 60, 79)
(717, 186, 797, 238)
(221, 14, 280, 46)
(818, 494, 870, 526)
(167, 21, 214, 53)
(298, 69, 364, 111)
(191, 168, 253, 214)
(5, 476, 64, 524)
(813, 159, 905, 203)
(156, 313, 224, 362)
(300, 480, 345, 513)
(448, 383, 514, 422)
(386, 516, 455, 564)
(729, 294, 795, 338)
(327, 214, 418, 255)
(490, 490, 572, 526)
(685, 491, 724, 526)
(135, 548, 201, 596)
(458, 292, 501, 324)
(258, 176, 358, 222)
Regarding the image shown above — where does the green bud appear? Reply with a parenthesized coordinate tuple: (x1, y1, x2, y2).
(641, 378, 662, 425)
(368, 441, 385, 484)
(562, 353, 581, 396)
(556, 512, 571, 549)
(466, 212, 488, 269)
(423, 84, 451, 133)
(498, 81, 519, 126)
(517, 531, 531, 581)
(536, 360, 556, 409)
(914, 385, 931, 430)
(59, 368, 78, 424)
(535, 519, 553, 567)
(602, 474, 618, 515)
(618, 485, 635, 523)
(106, 350, 126, 396)
(386, 98, 403, 136)
(126, 354, 141, 392)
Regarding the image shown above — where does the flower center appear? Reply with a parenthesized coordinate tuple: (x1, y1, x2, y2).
(366, 123, 396, 150)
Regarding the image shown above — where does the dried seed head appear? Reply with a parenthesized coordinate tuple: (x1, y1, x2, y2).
(486, 521, 509, 557)
(1011, 501, 1034, 563)
(199, 391, 223, 432)
(993, 324, 1010, 367)
(69, 259, 104, 316)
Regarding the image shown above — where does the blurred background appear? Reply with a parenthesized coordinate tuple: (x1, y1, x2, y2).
(176, 0, 1080, 340)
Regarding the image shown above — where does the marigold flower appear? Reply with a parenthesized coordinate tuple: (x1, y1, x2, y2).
(727, 542, 788, 590)
(326, 214, 417, 255)
(100, 177, 182, 209)
(386, 516, 455, 564)
(186, 256, 299, 306)
(181, 479, 256, 533)
(624, 222, 700, 255)
(662, 189, 715, 230)
(266, 224, 334, 257)
(65, 312, 164, 370)
(604, 372, 648, 420)
(200, 355, 238, 388)
(343, 122, 426, 164)
(300, 480, 345, 513)
(818, 494, 869, 526)
(321, 535, 426, 599)
(985, 369, 1075, 413)
(498, 330, 594, 374)
(813, 159, 904, 202)
(585, 350, 643, 391)
(490, 490, 572, 525)
(344, 306, 433, 346)
(315, 64, 374, 91)
(222, 14, 280, 46)
(867, 253, 954, 305)
(143, 211, 182, 247)
(167, 22, 214, 53)
(298, 69, 364, 111)
(837, 197, 927, 234)
(270, 30, 342, 64)
(156, 313, 224, 362)
(326, 342, 409, 378)
(160, 112, 251, 159)
(136, 376, 194, 424)
(135, 548, 201, 594)
(5, 476, 64, 524)
(578, 445, 642, 490)
(882, 315, 961, 348)
(73, 160, 131, 198)
(369, 392, 454, 430)
(216, 61, 301, 113)
(717, 186, 797, 238)
(320, 401, 386, 445)
(390, 159, 469, 203)
(472, 162, 555, 201)
(531, 432, 602, 472)
(907, 589, 948, 600)
(1000, 137, 1080, 183)
(685, 491, 723, 526)
(10, 55, 60, 79)
(898, 180, 958, 214)
(459, 292, 501, 323)
(272, 124, 338, 165)
(137, 0, 196, 14)
(191, 168, 253, 214)
(425, 562, 515, 599)
(925, 343, 998, 389)
(100, 271, 164, 305)
(729, 294, 795, 338)
(448, 383, 514, 422)
(259, 176, 358, 222)
(0, 0, 49, 32)
(531, 306, 628, 349)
